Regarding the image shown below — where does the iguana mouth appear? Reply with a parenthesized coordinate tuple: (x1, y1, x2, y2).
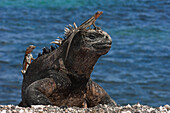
(92, 42, 112, 49)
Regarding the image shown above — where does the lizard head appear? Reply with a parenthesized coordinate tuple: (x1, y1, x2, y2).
(94, 11, 103, 19)
(26, 45, 36, 54)
(65, 29, 112, 57)
(63, 29, 112, 77)
(81, 29, 112, 55)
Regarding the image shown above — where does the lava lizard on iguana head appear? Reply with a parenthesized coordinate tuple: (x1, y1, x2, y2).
(65, 11, 103, 61)
(21, 45, 36, 75)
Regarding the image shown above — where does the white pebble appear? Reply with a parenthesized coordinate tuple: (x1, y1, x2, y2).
(137, 103, 141, 107)
(1, 110, 7, 113)
(126, 104, 131, 108)
(68, 108, 72, 111)
(159, 106, 163, 111)
(104, 104, 107, 108)
(19, 109, 24, 113)
(164, 104, 170, 110)
(121, 110, 131, 113)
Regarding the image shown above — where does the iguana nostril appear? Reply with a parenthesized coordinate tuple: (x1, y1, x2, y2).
(105, 35, 112, 42)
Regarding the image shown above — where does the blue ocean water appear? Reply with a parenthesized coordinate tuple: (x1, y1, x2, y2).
(0, 0, 169, 107)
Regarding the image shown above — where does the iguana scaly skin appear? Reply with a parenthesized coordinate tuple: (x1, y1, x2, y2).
(19, 12, 117, 108)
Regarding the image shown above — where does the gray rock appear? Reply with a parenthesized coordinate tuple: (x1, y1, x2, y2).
(0, 104, 169, 113)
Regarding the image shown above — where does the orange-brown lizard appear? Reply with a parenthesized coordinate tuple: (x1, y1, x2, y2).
(21, 45, 36, 75)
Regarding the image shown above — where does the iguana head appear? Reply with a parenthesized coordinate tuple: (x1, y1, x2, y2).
(64, 28, 112, 59)
(81, 29, 112, 55)
(41, 11, 111, 79)
(63, 28, 112, 78)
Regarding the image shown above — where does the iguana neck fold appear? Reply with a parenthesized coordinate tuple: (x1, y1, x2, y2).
(64, 47, 100, 79)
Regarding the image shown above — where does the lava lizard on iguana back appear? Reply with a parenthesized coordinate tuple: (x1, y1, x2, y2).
(19, 11, 117, 108)
(21, 45, 36, 75)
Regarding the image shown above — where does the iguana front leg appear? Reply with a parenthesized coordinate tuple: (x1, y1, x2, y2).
(86, 79, 117, 107)
(25, 78, 56, 106)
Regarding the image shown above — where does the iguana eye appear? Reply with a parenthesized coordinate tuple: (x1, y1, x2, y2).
(89, 34, 96, 39)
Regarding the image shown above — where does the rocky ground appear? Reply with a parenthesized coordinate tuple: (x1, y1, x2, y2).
(0, 103, 169, 113)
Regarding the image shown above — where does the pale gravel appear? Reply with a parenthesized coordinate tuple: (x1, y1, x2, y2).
(0, 103, 169, 113)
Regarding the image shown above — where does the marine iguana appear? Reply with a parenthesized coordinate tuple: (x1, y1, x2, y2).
(19, 12, 117, 108)
(21, 45, 36, 75)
